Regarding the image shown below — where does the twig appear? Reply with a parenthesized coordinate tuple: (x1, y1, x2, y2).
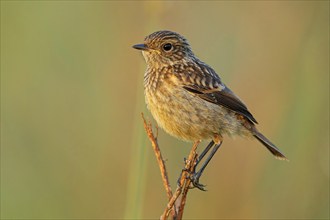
(141, 113, 176, 218)
(161, 140, 200, 220)
(142, 113, 201, 220)
(176, 145, 199, 219)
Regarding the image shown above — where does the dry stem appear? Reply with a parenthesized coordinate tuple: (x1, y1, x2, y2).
(141, 114, 176, 218)
(142, 113, 200, 220)
(161, 141, 200, 220)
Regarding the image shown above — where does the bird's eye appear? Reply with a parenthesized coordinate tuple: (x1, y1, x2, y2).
(162, 43, 173, 51)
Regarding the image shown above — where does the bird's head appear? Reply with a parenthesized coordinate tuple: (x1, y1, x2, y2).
(133, 30, 194, 66)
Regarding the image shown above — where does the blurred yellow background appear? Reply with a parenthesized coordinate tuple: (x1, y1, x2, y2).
(1, 1, 329, 219)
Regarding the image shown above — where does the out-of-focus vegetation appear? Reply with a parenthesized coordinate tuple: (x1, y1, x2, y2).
(1, 1, 329, 219)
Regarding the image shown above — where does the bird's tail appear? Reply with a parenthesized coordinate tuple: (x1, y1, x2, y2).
(253, 130, 288, 161)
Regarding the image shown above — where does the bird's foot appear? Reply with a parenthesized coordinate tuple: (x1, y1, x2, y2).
(178, 157, 207, 191)
(189, 172, 207, 191)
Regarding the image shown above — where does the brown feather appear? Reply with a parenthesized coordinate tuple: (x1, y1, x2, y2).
(183, 85, 258, 124)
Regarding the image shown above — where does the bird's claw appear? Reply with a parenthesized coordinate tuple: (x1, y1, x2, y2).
(190, 173, 207, 191)
(178, 156, 207, 190)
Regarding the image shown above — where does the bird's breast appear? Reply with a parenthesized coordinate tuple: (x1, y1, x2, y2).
(144, 68, 251, 141)
(144, 72, 217, 141)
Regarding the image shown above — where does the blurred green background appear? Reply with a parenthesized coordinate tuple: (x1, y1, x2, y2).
(1, 1, 329, 219)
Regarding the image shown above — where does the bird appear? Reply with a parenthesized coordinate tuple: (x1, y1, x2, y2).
(133, 30, 287, 190)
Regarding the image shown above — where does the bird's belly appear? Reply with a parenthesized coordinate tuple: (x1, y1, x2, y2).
(145, 86, 249, 141)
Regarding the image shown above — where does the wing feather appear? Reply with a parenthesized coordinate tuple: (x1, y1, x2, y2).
(183, 84, 258, 124)
(177, 60, 258, 124)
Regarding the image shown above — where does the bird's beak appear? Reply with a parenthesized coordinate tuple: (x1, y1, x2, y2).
(132, 44, 149, 51)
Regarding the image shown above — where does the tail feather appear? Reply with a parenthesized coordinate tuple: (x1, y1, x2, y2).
(253, 131, 288, 161)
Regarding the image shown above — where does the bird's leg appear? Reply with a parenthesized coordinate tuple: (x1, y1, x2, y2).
(180, 141, 214, 186)
(191, 136, 223, 191)
(195, 140, 215, 167)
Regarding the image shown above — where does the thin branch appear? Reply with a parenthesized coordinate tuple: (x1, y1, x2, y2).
(176, 146, 199, 219)
(161, 141, 200, 220)
(142, 113, 201, 220)
(141, 113, 176, 218)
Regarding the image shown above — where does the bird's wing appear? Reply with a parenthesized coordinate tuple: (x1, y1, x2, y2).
(181, 63, 258, 124)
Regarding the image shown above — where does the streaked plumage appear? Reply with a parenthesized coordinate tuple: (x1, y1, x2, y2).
(133, 30, 287, 160)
